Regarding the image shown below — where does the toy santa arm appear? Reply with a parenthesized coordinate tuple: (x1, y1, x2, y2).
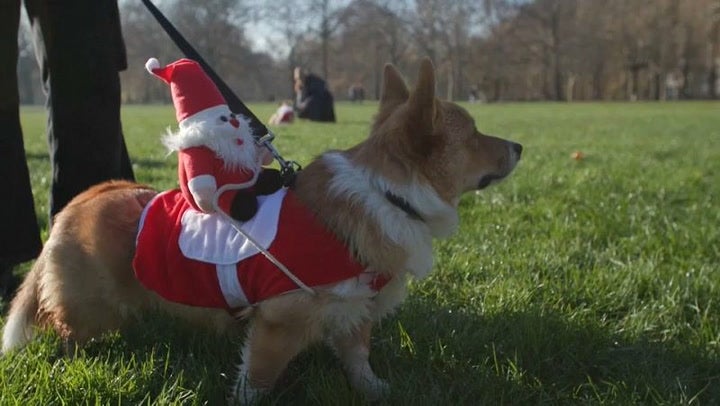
(180, 146, 218, 212)
(258, 145, 273, 166)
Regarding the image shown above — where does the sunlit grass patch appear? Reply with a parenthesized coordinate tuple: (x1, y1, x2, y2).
(3, 101, 719, 404)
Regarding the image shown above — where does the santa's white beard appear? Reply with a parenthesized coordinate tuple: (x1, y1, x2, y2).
(163, 122, 259, 171)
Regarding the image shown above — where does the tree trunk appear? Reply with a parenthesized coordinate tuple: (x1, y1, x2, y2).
(654, 72, 664, 100)
(565, 74, 576, 102)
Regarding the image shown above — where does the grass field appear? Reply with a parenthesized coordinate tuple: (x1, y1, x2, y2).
(2, 101, 719, 404)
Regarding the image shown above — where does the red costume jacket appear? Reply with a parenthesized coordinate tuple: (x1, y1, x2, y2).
(133, 188, 387, 309)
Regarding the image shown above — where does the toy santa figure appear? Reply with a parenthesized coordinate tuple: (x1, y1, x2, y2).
(146, 58, 282, 221)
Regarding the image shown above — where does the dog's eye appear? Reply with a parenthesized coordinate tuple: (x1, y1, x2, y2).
(219, 115, 228, 122)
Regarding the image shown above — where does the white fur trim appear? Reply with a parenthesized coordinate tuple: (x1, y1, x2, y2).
(179, 105, 232, 130)
(188, 175, 217, 212)
(323, 152, 458, 238)
(145, 58, 160, 74)
(178, 189, 285, 264)
(216, 263, 250, 307)
(324, 152, 458, 279)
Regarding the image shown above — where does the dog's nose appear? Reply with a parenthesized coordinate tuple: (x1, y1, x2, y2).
(512, 142, 523, 158)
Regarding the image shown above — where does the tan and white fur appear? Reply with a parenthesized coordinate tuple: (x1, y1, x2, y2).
(2, 59, 522, 403)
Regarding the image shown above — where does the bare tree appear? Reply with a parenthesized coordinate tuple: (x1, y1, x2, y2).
(257, 0, 314, 98)
(121, 0, 292, 102)
(333, 0, 412, 99)
(710, 0, 720, 98)
(307, 0, 348, 80)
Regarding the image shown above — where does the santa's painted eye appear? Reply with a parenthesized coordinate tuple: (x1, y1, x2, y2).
(230, 113, 237, 119)
(219, 115, 228, 122)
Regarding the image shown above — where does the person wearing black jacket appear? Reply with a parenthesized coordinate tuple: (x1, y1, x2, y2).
(0, 0, 135, 300)
(294, 67, 336, 123)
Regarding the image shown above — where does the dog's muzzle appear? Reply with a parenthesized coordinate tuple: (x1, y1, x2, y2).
(477, 142, 522, 190)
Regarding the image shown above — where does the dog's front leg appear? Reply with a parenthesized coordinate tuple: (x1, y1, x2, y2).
(231, 315, 309, 405)
(329, 321, 389, 400)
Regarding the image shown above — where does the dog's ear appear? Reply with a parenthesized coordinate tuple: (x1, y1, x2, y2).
(409, 58, 436, 110)
(379, 63, 409, 110)
(406, 58, 441, 156)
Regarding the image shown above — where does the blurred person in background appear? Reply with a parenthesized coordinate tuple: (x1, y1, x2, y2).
(293, 67, 336, 123)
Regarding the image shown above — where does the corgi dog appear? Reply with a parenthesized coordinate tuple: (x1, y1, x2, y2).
(2, 59, 521, 403)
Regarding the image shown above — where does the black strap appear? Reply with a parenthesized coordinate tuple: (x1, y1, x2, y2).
(140, 0, 268, 139)
(384, 191, 424, 222)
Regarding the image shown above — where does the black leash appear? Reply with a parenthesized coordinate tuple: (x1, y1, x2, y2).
(140, 0, 300, 186)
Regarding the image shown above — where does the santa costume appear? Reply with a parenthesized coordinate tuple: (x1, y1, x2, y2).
(145, 57, 272, 218)
(133, 59, 387, 310)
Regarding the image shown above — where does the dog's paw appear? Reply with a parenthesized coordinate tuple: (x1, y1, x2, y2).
(352, 373, 390, 401)
(228, 366, 266, 405)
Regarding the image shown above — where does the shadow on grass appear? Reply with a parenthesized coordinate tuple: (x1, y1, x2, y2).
(11, 296, 718, 404)
(64, 315, 243, 405)
(365, 296, 720, 404)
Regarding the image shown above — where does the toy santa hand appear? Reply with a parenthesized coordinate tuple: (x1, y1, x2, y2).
(188, 174, 217, 213)
(259, 147, 273, 166)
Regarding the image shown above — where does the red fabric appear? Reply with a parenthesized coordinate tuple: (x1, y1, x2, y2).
(150, 58, 225, 122)
(280, 110, 294, 123)
(133, 189, 369, 308)
(133, 190, 228, 308)
(178, 146, 255, 213)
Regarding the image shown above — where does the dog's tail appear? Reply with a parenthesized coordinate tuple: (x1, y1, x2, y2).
(2, 255, 43, 354)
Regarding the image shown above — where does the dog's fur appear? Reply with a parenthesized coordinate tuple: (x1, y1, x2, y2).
(2, 59, 521, 403)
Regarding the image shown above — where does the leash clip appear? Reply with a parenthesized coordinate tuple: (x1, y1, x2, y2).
(256, 130, 302, 187)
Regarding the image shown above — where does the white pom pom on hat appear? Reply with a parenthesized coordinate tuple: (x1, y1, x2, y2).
(145, 58, 160, 74)
(145, 57, 228, 124)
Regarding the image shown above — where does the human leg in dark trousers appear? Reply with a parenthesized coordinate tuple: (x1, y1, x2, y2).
(25, 0, 135, 220)
(0, 1, 43, 300)
(1, 0, 135, 300)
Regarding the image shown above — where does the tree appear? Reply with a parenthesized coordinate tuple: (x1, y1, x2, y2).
(77, 0, 720, 102)
(307, 0, 348, 80)
(333, 0, 412, 99)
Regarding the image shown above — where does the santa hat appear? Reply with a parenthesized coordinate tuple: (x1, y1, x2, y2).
(146, 58, 230, 129)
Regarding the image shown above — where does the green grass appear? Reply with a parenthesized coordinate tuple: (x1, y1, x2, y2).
(3, 101, 720, 404)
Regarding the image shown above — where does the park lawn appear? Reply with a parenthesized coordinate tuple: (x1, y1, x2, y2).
(2, 101, 719, 404)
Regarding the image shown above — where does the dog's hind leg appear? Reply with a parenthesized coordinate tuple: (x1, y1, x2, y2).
(230, 315, 312, 404)
(329, 321, 389, 400)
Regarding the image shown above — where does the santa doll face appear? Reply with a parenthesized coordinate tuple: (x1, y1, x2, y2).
(218, 112, 242, 131)
(180, 105, 251, 145)
(203, 106, 244, 139)
(165, 105, 259, 171)
(205, 109, 258, 169)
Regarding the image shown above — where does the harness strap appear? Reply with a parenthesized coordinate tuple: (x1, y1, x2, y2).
(212, 181, 316, 296)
